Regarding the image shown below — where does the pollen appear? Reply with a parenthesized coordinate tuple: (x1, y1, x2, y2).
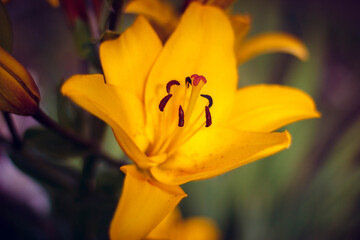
(166, 80, 180, 94)
(178, 105, 185, 127)
(205, 106, 212, 127)
(159, 94, 172, 112)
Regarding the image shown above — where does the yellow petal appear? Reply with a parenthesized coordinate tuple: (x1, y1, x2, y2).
(236, 33, 309, 64)
(151, 127, 291, 185)
(0, 46, 40, 115)
(61, 74, 155, 168)
(110, 165, 186, 240)
(231, 14, 251, 47)
(227, 84, 321, 132)
(144, 2, 237, 138)
(99, 16, 162, 102)
(174, 217, 220, 240)
(148, 209, 220, 240)
(146, 208, 182, 239)
(125, 0, 179, 40)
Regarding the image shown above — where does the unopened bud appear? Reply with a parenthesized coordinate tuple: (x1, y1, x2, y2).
(0, 46, 40, 115)
(189, 0, 235, 9)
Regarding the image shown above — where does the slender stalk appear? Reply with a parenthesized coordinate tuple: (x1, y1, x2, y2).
(2, 112, 21, 148)
(108, 0, 123, 31)
(78, 155, 98, 198)
(10, 147, 79, 191)
(33, 108, 94, 148)
(32, 108, 126, 167)
(85, 0, 100, 40)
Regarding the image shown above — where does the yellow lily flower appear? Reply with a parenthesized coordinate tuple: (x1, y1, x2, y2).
(125, 0, 308, 64)
(147, 208, 220, 240)
(0, 46, 40, 116)
(62, 2, 320, 239)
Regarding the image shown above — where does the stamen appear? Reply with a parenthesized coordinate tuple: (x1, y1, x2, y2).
(166, 80, 180, 94)
(185, 77, 192, 88)
(205, 106, 212, 127)
(159, 94, 172, 112)
(178, 105, 184, 127)
(156, 74, 212, 156)
(200, 94, 213, 108)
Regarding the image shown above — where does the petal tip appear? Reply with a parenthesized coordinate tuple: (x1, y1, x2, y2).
(299, 47, 310, 61)
(284, 130, 292, 149)
(237, 33, 310, 64)
(314, 110, 322, 118)
(60, 75, 81, 95)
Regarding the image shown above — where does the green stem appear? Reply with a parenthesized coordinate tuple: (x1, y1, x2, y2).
(9, 147, 79, 191)
(85, 0, 100, 40)
(32, 108, 126, 168)
(108, 0, 123, 31)
(2, 112, 21, 148)
(78, 155, 98, 198)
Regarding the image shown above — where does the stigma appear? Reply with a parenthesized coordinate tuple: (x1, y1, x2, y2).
(158, 74, 213, 128)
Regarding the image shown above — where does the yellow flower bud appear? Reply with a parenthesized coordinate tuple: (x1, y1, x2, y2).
(0, 46, 40, 115)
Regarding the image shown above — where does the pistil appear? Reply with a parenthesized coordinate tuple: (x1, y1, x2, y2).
(183, 74, 207, 127)
(152, 74, 213, 157)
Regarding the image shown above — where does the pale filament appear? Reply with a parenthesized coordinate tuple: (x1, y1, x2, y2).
(149, 75, 212, 157)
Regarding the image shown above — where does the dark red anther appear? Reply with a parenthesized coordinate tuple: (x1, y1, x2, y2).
(185, 77, 192, 88)
(166, 80, 180, 94)
(159, 94, 172, 112)
(200, 94, 213, 108)
(178, 105, 185, 127)
(205, 106, 212, 127)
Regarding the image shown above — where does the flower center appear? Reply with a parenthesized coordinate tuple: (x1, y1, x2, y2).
(148, 74, 213, 156)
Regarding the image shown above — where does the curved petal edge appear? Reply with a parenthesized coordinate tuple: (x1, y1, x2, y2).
(109, 165, 186, 240)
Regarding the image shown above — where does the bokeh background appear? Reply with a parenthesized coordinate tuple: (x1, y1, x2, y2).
(1, 0, 359, 239)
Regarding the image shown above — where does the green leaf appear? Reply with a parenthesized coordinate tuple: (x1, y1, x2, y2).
(23, 128, 89, 159)
(0, 2, 13, 52)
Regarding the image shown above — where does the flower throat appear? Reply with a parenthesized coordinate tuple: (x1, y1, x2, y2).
(159, 74, 212, 128)
(148, 74, 213, 156)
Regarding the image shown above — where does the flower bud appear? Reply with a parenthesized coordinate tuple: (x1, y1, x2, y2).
(188, 0, 235, 9)
(0, 46, 40, 115)
(61, 0, 103, 26)
(46, 0, 60, 7)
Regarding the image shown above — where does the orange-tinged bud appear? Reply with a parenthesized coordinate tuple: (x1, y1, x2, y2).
(46, 0, 60, 7)
(61, 0, 103, 25)
(0, 46, 40, 115)
(188, 0, 235, 9)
